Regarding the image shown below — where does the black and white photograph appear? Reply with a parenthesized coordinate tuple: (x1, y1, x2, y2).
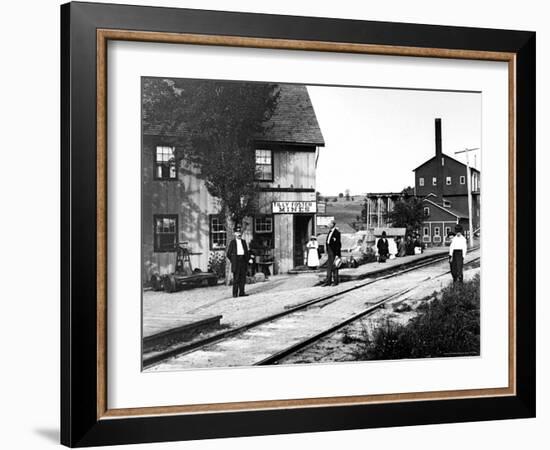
(0, 0, 542, 447)
(141, 77, 481, 371)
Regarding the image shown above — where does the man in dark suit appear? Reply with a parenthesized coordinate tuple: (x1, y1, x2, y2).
(377, 231, 390, 263)
(226, 226, 249, 297)
(323, 220, 341, 286)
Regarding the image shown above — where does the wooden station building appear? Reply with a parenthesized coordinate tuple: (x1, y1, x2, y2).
(413, 118, 481, 245)
(142, 82, 325, 281)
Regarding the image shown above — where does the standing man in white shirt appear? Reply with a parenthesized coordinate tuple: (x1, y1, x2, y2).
(226, 226, 249, 297)
(449, 224, 468, 283)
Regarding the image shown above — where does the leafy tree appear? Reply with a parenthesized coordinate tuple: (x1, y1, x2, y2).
(143, 78, 280, 281)
(388, 196, 424, 233)
(144, 78, 280, 225)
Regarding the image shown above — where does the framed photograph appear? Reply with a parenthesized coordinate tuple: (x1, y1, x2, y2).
(61, 1, 535, 447)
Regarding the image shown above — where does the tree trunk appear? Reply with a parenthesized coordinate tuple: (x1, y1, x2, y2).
(224, 211, 234, 286)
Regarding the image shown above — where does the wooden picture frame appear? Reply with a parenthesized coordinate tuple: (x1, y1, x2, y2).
(61, 1, 535, 447)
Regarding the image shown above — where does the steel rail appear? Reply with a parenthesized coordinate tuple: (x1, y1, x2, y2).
(143, 251, 478, 368)
(255, 256, 480, 365)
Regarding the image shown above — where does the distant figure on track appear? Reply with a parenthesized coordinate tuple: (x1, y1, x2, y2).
(449, 225, 467, 283)
(226, 226, 249, 297)
(323, 220, 341, 286)
(377, 231, 390, 263)
(447, 231, 456, 272)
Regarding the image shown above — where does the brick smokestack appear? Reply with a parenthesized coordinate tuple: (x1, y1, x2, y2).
(435, 118, 443, 203)
(435, 118, 442, 158)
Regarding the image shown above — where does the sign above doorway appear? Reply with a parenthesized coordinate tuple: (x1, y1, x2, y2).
(272, 201, 317, 214)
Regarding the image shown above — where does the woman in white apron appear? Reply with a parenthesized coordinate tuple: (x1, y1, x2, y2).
(306, 236, 320, 268)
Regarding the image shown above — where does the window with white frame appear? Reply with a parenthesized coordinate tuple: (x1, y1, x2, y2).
(460, 175, 466, 184)
(443, 200, 451, 208)
(419, 177, 424, 186)
(432, 177, 437, 186)
(472, 172, 479, 191)
(434, 227, 440, 236)
(424, 207, 430, 217)
(254, 216, 274, 249)
(153, 215, 178, 252)
(209, 215, 227, 249)
(155, 145, 177, 180)
(423, 227, 429, 236)
(255, 149, 273, 181)
(255, 216, 273, 233)
(446, 176, 452, 185)
(445, 226, 451, 236)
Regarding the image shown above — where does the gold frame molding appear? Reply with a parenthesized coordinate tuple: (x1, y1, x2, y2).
(96, 29, 517, 420)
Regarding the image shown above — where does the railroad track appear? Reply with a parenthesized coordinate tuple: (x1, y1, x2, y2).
(144, 250, 479, 369)
(257, 256, 480, 365)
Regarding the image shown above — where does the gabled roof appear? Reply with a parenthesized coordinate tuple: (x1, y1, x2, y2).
(143, 81, 325, 147)
(413, 153, 480, 173)
(423, 198, 468, 219)
(258, 85, 324, 146)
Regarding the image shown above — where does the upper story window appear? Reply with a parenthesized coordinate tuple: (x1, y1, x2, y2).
(472, 172, 480, 192)
(419, 177, 424, 186)
(446, 176, 452, 185)
(432, 177, 437, 186)
(209, 215, 227, 250)
(154, 215, 178, 252)
(443, 200, 452, 208)
(155, 146, 177, 180)
(460, 175, 466, 184)
(424, 207, 430, 217)
(255, 149, 273, 181)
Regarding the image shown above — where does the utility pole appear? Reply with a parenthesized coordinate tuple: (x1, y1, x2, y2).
(454, 147, 479, 248)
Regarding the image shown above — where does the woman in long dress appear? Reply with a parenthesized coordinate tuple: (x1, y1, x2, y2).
(397, 236, 407, 257)
(306, 236, 320, 268)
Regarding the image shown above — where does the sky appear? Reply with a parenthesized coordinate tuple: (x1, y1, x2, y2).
(307, 85, 481, 196)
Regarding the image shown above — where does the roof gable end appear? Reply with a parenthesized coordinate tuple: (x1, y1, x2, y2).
(413, 153, 480, 173)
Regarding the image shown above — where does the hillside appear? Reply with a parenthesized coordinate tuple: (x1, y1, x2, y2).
(319, 196, 365, 232)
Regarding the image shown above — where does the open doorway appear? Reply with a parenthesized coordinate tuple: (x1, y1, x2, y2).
(293, 215, 313, 267)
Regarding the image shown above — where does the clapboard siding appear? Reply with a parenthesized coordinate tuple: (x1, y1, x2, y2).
(274, 214, 294, 274)
(143, 136, 321, 280)
(262, 147, 316, 190)
(142, 137, 220, 281)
